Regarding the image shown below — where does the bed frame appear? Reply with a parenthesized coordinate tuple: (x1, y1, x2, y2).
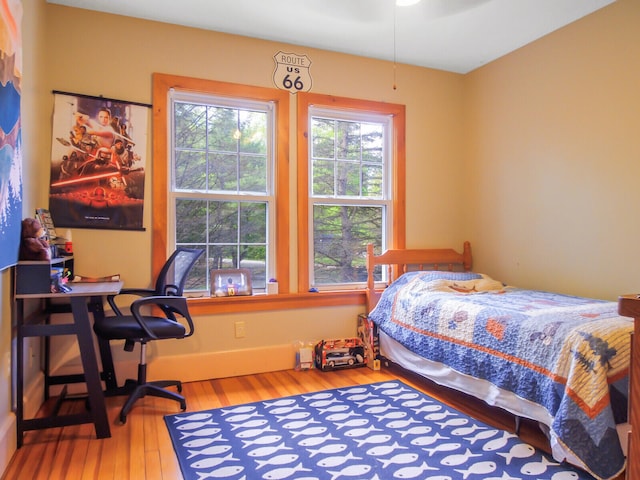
(364, 242, 630, 479)
(365, 241, 472, 313)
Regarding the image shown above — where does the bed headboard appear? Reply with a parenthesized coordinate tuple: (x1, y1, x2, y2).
(365, 242, 472, 313)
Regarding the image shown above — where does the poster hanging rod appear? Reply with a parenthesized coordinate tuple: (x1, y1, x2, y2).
(52, 90, 152, 109)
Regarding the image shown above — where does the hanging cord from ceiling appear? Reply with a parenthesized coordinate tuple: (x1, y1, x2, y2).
(393, 2, 397, 90)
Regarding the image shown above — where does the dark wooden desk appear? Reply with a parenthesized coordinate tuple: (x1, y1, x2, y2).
(14, 281, 123, 447)
(43, 296, 122, 398)
(618, 295, 640, 480)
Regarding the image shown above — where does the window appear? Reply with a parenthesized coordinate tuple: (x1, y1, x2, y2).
(152, 74, 290, 296)
(170, 92, 274, 292)
(309, 110, 390, 286)
(297, 93, 406, 291)
(153, 76, 403, 310)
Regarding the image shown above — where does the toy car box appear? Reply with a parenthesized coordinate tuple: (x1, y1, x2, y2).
(314, 337, 367, 371)
(357, 313, 381, 370)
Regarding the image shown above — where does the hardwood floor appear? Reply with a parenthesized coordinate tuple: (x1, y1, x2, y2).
(1, 365, 622, 479)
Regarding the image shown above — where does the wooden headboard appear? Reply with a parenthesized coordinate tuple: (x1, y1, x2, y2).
(365, 242, 472, 313)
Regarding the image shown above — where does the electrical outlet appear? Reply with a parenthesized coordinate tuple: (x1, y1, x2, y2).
(234, 321, 246, 338)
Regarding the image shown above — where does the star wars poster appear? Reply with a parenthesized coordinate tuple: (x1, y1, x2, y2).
(48, 92, 149, 230)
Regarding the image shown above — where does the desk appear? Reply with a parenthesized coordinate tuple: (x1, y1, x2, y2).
(14, 281, 123, 447)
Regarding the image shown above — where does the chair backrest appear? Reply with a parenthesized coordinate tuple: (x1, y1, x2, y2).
(155, 248, 204, 296)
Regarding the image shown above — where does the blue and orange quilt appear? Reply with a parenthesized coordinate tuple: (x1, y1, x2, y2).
(369, 271, 632, 480)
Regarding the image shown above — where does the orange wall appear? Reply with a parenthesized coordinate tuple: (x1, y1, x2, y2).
(36, 3, 467, 288)
(5, 1, 469, 388)
(464, 0, 639, 299)
(13, 0, 638, 365)
(9, 0, 637, 377)
(1, 0, 638, 472)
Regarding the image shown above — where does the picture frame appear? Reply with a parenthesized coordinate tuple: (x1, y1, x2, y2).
(211, 269, 252, 297)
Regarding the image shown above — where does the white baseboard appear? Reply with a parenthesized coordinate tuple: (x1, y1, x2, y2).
(49, 343, 297, 394)
(150, 343, 297, 381)
(0, 371, 44, 478)
(0, 411, 16, 477)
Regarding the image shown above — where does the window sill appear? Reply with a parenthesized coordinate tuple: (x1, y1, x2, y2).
(187, 290, 366, 315)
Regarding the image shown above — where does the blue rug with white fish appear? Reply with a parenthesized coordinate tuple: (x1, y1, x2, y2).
(164, 380, 595, 480)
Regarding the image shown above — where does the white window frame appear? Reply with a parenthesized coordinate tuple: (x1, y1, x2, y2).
(307, 106, 394, 290)
(168, 89, 278, 293)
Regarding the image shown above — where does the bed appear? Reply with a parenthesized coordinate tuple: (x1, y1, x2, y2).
(365, 242, 632, 480)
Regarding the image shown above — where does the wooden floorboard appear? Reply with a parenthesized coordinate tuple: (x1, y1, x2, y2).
(1, 366, 624, 479)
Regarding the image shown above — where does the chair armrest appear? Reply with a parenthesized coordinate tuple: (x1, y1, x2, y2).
(130, 296, 195, 340)
(107, 288, 156, 316)
(119, 288, 157, 296)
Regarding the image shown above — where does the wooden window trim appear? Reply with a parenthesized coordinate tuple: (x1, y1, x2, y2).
(152, 76, 405, 313)
(152, 73, 290, 301)
(296, 92, 407, 292)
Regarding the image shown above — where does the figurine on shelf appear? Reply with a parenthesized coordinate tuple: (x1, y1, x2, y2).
(19, 218, 51, 261)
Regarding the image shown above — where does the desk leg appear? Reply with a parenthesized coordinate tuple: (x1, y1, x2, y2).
(88, 297, 119, 392)
(15, 299, 25, 448)
(70, 296, 111, 439)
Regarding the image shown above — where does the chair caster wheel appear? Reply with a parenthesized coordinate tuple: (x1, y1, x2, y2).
(120, 413, 127, 424)
(180, 402, 187, 411)
(177, 383, 182, 393)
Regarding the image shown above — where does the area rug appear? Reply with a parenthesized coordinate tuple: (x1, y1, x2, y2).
(165, 380, 595, 480)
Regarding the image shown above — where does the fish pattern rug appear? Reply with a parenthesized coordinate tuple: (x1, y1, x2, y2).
(164, 380, 595, 480)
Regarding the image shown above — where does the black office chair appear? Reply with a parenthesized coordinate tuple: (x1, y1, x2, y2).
(93, 247, 204, 423)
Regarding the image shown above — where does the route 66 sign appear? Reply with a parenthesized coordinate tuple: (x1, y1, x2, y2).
(273, 51, 312, 94)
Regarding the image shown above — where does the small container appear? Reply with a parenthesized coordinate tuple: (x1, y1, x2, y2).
(266, 280, 279, 294)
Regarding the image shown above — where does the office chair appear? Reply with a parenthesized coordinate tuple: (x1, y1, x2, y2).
(93, 247, 204, 423)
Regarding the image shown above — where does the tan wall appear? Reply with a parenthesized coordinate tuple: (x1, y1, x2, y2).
(5, 0, 467, 405)
(36, 0, 467, 362)
(3, 0, 638, 473)
(464, 0, 639, 300)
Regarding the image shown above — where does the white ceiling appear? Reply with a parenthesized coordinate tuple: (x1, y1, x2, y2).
(47, 0, 615, 74)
